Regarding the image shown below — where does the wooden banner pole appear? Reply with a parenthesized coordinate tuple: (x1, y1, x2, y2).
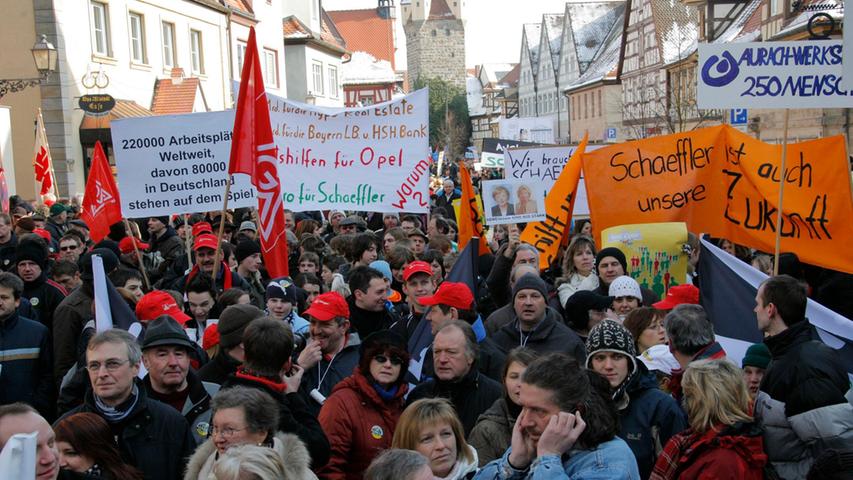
(123, 219, 151, 290)
(772, 109, 790, 276)
(183, 213, 192, 269)
(211, 181, 232, 281)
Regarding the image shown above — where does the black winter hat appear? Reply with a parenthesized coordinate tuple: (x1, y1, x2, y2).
(585, 320, 637, 374)
(15, 241, 48, 270)
(81, 248, 120, 280)
(596, 247, 628, 274)
(563, 290, 613, 331)
(235, 240, 262, 264)
(218, 304, 263, 349)
(512, 273, 548, 300)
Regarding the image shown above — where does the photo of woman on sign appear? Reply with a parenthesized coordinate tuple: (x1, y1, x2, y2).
(490, 185, 515, 217)
(515, 184, 537, 214)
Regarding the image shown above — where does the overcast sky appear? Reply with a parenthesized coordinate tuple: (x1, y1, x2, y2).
(323, 0, 572, 68)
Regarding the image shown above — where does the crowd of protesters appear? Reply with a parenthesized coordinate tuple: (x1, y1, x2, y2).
(0, 171, 851, 480)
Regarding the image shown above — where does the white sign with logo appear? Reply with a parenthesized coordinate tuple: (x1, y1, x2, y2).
(698, 40, 853, 109)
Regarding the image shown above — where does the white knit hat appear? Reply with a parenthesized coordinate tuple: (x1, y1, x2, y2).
(608, 275, 642, 301)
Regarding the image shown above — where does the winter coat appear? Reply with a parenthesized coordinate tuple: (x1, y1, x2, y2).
(653, 422, 767, 480)
(144, 370, 219, 446)
(174, 264, 251, 296)
(183, 431, 318, 480)
(491, 315, 586, 364)
(434, 190, 461, 223)
(407, 367, 503, 436)
(556, 272, 599, 307)
(221, 369, 331, 468)
(298, 334, 361, 417)
(468, 398, 516, 467)
(420, 336, 507, 383)
(316, 369, 407, 480)
(475, 437, 640, 479)
(0, 234, 17, 271)
(22, 272, 66, 333)
(149, 227, 184, 277)
(196, 350, 241, 386)
(616, 366, 688, 479)
(64, 380, 195, 480)
(0, 312, 54, 418)
(45, 218, 67, 243)
(484, 303, 563, 337)
(52, 284, 94, 387)
(757, 389, 853, 479)
(761, 320, 849, 417)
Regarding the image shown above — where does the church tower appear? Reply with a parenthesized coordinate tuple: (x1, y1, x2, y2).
(401, 0, 466, 89)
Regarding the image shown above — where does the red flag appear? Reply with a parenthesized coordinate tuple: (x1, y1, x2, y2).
(81, 141, 122, 243)
(229, 27, 289, 277)
(33, 109, 57, 206)
(0, 168, 9, 213)
(457, 160, 490, 255)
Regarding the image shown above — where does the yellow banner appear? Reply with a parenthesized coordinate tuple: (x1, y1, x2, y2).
(601, 222, 688, 297)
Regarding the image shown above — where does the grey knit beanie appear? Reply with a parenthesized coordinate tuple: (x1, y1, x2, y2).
(512, 273, 548, 300)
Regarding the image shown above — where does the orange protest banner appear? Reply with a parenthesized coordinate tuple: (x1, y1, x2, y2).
(457, 161, 490, 254)
(521, 134, 588, 270)
(582, 125, 853, 274)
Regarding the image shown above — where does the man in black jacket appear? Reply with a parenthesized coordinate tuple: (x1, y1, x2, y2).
(347, 266, 399, 338)
(220, 317, 330, 468)
(407, 321, 502, 435)
(492, 273, 586, 364)
(65, 329, 194, 480)
(197, 304, 262, 385)
(16, 239, 66, 334)
(0, 213, 18, 271)
(756, 274, 848, 415)
(0, 273, 54, 419)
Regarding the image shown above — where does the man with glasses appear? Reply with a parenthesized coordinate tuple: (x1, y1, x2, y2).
(57, 234, 83, 264)
(63, 328, 194, 480)
(296, 291, 360, 416)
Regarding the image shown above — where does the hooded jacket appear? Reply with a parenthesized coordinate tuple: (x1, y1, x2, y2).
(316, 368, 408, 480)
(64, 379, 195, 480)
(407, 366, 503, 435)
(468, 397, 517, 467)
(221, 369, 331, 468)
(652, 421, 768, 480)
(491, 314, 586, 364)
(616, 365, 688, 479)
(183, 431, 318, 480)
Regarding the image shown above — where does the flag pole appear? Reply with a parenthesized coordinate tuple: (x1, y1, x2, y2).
(772, 109, 790, 276)
(123, 218, 151, 290)
(183, 213, 192, 270)
(211, 181, 232, 280)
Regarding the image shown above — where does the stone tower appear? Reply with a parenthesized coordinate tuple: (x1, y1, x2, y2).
(401, 0, 466, 89)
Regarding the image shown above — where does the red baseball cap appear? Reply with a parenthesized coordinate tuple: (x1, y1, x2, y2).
(419, 282, 474, 310)
(653, 284, 700, 310)
(33, 228, 52, 242)
(119, 237, 149, 254)
(202, 323, 220, 350)
(136, 290, 192, 324)
(193, 233, 218, 251)
(192, 222, 213, 237)
(403, 261, 433, 281)
(303, 291, 350, 321)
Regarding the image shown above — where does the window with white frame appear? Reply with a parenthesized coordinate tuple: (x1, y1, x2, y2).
(129, 12, 145, 63)
(162, 22, 176, 68)
(263, 49, 278, 87)
(91, 1, 111, 56)
(190, 30, 203, 74)
(312, 61, 324, 96)
(236, 41, 247, 72)
(328, 65, 338, 98)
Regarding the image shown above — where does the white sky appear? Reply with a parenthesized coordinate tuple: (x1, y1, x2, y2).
(323, 0, 573, 68)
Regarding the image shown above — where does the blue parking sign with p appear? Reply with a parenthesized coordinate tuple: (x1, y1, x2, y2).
(730, 109, 748, 125)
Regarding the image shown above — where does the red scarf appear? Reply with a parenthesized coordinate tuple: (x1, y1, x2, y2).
(185, 262, 232, 290)
(235, 368, 286, 393)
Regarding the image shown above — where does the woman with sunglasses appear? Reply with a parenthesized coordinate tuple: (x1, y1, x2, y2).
(317, 330, 410, 480)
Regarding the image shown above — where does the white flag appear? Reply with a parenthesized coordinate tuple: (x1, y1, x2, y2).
(32, 108, 56, 206)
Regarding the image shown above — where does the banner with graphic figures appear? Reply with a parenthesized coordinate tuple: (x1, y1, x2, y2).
(601, 222, 688, 296)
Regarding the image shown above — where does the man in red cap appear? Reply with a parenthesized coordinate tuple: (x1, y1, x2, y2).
(296, 291, 361, 416)
(391, 261, 437, 340)
(171, 233, 249, 295)
(418, 282, 506, 381)
(117, 236, 154, 281)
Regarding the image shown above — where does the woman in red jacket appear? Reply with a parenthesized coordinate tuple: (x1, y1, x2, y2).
(651, 359, 769, 480)
(317, 330, 410, 480)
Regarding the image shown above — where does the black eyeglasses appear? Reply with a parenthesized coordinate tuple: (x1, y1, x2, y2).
(373, 354, 403, 366)
(60, 246, 77, 251)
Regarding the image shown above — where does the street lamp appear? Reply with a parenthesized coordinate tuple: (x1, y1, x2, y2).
(0, 34, 58, 98)
(305, 92, 316, 105)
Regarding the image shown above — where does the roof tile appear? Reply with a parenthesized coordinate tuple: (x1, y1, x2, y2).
(150, 69, 201, 115)
(327, 9, 393, 65)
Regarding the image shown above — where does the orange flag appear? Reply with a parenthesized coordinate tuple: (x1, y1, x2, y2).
(457, 160, 489, 254)
(521, 133, 587, 270)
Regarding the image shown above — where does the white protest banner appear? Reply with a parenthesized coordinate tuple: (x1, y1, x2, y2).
(481, 179, 546, 225)
(698, 40, 853, 109)
(267, 88, 430, 212)
(111, 110, 256, 217)
(478, 138, 541, 169)
(845, 1, 853, 91)
(504, 144, 601, 188)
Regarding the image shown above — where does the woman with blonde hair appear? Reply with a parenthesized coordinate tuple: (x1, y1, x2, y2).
(392, 398, 478, 480)
(211, 444, 289, 480)
(556, 234, 600, 306)
(651, 359, 768, 479)
(514, 185, 537, 214)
